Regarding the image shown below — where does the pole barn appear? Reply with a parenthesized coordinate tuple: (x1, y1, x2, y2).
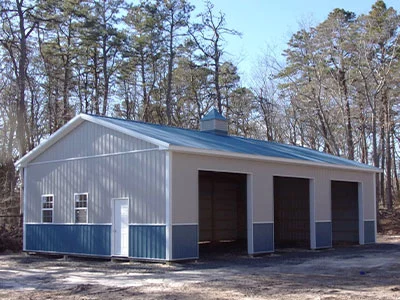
(16, 110, 380, 261)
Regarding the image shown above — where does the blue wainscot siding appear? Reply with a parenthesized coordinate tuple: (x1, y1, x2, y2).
(253, 223, 274, 253)
(25, 224, 111, 256)
(129, 225, 166, 260)
(364, 221, 376, 244)
(172, 225, 198, 260)
(316, 221, 332, 249)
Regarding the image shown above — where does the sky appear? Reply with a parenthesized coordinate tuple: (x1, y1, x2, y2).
(189, 0, 399, 83)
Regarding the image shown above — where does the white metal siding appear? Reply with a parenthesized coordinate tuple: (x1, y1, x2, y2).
(25, 150, 166, 224)
(200, 119, 214, 131)
(25, 121, 166, 224)
(200, 119, 227, 133)
(214, 119, 228, 132)
(31, 121, 157, 163)
(171, 153, 375, 224)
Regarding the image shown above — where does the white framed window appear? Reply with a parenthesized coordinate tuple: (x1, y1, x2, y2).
(41, 195, 54, 223)
(74, 193, 88, 223)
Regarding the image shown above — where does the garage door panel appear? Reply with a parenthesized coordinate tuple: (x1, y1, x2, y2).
(274, 176, 310, 248)
(331, 181, 359, 245)
(199, 171, 247, 244)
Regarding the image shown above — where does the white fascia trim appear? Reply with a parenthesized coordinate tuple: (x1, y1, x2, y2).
(169, 145, 382, 174)
(80, 114, 170, 149)
(15, 114, 84, 168)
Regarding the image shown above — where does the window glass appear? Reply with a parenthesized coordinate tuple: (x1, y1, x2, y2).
(74, 194, 88, 223)
(41, 195, 54, 223)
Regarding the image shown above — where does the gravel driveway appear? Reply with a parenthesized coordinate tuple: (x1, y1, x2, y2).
(1, 235, 400, 299)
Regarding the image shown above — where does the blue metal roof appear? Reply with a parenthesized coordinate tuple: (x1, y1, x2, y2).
(90, 115, 378, 171)
(201, 108, 227, 121)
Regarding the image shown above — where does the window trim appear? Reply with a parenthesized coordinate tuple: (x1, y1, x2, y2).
(74, 192, 89, 224)
(41, 194, 54, 223)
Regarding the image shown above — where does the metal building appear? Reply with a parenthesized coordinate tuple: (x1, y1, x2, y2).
(16, 110, 380, 261)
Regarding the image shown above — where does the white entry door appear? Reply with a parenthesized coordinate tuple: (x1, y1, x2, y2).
(113, 199, 129, 256)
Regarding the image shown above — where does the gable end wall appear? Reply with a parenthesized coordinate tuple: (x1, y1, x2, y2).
(25, 121, 166, 225)
(31, 121, 157, 164)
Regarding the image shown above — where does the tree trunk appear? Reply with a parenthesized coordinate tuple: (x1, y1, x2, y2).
(338, 68, 354, 160)
(16, 0, 28, 158)
(166, 18, 175, 125)
(140, 50, 150, 122)
(62, 23, 72, 124)
(392, 129, 399, 197)
(214, 38, 222, 113)
(380, 112, 385, 207)
(383, 90, 392, 209)
(93, 49, 100, 115)
(101, 17, 109, 116)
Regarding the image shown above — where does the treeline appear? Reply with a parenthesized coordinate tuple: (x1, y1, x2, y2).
(272, 2, 400, 209)
(0, 0, 399, 212)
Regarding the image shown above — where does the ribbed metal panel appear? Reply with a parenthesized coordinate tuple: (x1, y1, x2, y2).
(172, 153, 376, 224)
(25, 120, 167, 225)
(315, 221, 332, 248)
(364, 221, 375, 244)
(172, 225, 198, 259)
(25, 150, 166, 224)
(253, 223, 274, 253)
(88, 115, 377, 171)
(25, 224, 111, 256)
(32, 121, 157, 163)
(129, 225, 166, 259)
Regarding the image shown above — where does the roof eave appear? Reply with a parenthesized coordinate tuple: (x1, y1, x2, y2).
(169, 145, 382, 173)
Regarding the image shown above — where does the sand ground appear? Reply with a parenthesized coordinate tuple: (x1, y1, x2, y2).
(0, 234, 399, 300)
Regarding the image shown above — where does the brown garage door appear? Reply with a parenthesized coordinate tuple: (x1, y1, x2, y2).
(199, 171, 247, 243)
(331, 181, 359, 245)
(274, 176, 310, 248)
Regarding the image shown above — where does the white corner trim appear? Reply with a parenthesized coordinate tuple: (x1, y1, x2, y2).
(165, 151, 173, 261)
(358, 182, 364, 245)
(169, 145, 381, 173)
(23, 167, 27, 251)
(247, 174, 254, 255)
(372, 173, 377, 241)
(310, 179, 316, 249)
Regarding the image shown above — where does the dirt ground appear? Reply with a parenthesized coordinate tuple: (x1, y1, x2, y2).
(0, 235, 399, 300)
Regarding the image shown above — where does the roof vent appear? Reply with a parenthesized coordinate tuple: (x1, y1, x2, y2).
(200, 108, 228, 135)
